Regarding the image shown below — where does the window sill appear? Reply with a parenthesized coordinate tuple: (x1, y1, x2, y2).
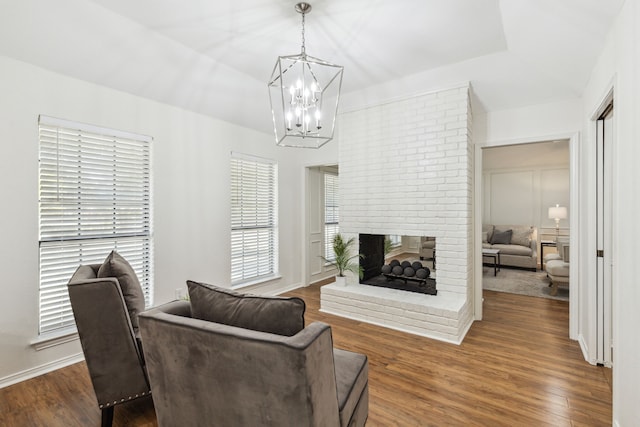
(232, 274, 282, 290)
(31, 328, 78, 351)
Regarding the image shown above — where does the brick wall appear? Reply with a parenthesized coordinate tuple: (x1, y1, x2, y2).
(321, 83, 474, 343)
(339, 83, 473, 295)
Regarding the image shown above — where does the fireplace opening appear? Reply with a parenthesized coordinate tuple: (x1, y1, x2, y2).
(359, 234, 437, 295)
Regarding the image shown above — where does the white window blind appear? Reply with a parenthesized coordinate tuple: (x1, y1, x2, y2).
(324, 172, 339, 261)
(230, 153, 278, 284)
(38, 115, 153, 335)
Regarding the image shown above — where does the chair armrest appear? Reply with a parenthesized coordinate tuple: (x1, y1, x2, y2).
(145, 300, 192, 318)
(530, 238, 538, 258)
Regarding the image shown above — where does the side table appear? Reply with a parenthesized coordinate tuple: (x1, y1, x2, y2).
(540, 240, 556, 271)
(482, 248, 501, 276)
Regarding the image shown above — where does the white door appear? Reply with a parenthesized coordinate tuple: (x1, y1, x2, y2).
(596, 102, 613, 366)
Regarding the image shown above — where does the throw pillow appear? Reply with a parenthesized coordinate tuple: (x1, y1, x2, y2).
(97, 251, 145, 330)
(510, 227, 533, 247)
(482, 224, 494, 242)
(482, 231, 488, 243)
(187, 280, 305, 337)
(490, 229, 513, 245)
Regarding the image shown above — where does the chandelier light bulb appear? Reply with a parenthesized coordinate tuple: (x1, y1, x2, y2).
(286, 112, 293, 130)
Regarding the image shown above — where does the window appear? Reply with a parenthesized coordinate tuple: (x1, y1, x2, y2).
(388, 235, 402, 248)
(324, 172, 339, 262)
(230, 153, 278, 284)
(38, 116, 153, 336)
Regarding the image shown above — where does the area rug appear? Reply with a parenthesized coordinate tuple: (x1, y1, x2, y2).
(482, 268, 569, 301)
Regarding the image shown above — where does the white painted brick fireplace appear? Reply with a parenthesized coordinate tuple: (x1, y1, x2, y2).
(320, 83, 475, 344)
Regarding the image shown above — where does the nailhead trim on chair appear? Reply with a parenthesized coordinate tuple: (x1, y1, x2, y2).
(98, 390, 150, 408)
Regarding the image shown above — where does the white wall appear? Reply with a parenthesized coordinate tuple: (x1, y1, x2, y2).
(0, 54, 307, 385)
(475, 98, 582, 145)
(581, 0, 640, 425)
(484, 167, 569, 223)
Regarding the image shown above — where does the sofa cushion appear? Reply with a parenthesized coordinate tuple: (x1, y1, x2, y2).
(187, 280, 305, 337)
(490, 229, 512, 245)
(490, 244, 533, 256)
(97, 251, 145, 331)
(510, 226, 533, 247)
(334, 348, 369, 427)
(547, 260, 570, 277)
(544, 253, 562, 262)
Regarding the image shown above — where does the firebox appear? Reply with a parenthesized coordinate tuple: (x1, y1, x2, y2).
(359, 234, 437, 295)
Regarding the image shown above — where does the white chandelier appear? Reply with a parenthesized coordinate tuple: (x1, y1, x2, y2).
(268, 2, 343, 148)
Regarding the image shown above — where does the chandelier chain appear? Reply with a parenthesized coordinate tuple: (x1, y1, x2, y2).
(300, 11, 306, 54)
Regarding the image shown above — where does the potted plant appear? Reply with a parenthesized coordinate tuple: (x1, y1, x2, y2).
(384, 236, 393, 257)
(324, 233, 364, 286)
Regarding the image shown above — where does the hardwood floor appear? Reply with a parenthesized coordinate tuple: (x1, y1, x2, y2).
(0, 285, 611, 426)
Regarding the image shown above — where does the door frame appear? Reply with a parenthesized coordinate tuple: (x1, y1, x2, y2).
(474, 132, 580, 341)
(592, 86, 614, 367)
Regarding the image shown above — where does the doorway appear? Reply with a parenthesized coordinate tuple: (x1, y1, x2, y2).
(481, 141, 571, 300)
(474, 135, 579, 329)
(305, 165, 339, 285)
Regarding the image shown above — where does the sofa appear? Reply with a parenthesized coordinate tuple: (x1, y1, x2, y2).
(482, 224, 538, 270)
(138, 281, 369, 427)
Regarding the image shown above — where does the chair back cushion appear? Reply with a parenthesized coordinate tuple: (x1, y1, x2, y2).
(97, 251, 145, 330)
(187, 280, 305, 336)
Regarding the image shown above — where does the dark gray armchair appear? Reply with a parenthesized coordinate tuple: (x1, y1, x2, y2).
(139, 300, 369, 427)
(67, 264, 151, 427)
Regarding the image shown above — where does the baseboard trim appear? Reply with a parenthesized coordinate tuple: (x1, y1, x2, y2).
(457, 313, 475, 344)
(577, 333, 597, 365)
(274, 282, 304, 295)
(0, 353, 84, 389)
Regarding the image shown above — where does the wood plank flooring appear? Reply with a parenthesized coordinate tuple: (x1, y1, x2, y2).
(0, 285, 611, 426)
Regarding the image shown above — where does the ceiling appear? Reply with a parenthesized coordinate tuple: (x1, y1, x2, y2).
(0, 0, 624, 135)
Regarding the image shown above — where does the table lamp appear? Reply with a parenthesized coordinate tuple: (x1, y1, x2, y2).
(548, 204, 567, 242)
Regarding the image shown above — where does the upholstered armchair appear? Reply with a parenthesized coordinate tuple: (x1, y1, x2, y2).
(420, 237, 436, 262)
(546, 241, 570, 296)
(139, 296, 369, 427)
(67, 257, 151, 427)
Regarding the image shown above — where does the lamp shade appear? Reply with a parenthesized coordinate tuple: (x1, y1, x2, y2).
(548, 205, 567, 220)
